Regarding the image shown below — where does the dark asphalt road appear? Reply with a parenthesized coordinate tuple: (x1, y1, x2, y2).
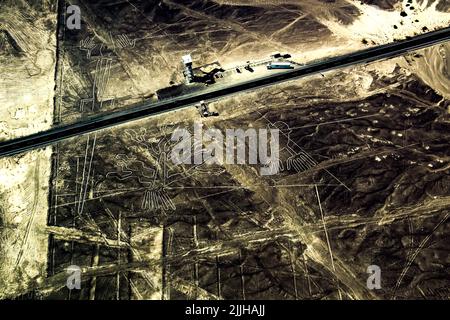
(1, 27, 450, 157)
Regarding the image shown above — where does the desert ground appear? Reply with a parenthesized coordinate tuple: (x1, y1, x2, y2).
(0, 0, 449, 299)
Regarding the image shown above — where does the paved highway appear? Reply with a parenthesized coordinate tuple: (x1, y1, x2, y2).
(1, 27, 450, 157)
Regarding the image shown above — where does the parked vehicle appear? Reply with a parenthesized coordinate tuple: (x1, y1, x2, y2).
(267, 61, 294, 70)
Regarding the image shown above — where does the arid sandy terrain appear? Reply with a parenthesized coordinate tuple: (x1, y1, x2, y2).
(0, 0, 449, 300)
